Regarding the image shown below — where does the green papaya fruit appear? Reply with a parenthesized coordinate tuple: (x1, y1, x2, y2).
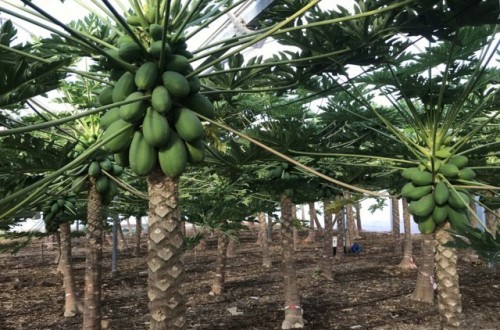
(102, 120, 135, 153)
(432, 204, 448, 224)
(71, 175, 87, 193)
(165, 55, 191, 74)
(401, 167, 420, 180)
(185, 139, 205, 163)
(448, 155, 468, 169)
(100, 107, 121, 131)
(151, 86, 172, 114)
(111, 164, 123, 177)
(409, 193, 435, 217)
(120, 91, 146, 123)
(162, 71, 190, 98)
(174, 107, 204, 143)
(150, 40, 171, 59)
(433, 181, 450, 205)
(406, 185, 433, 201)
(149, 23, 163, 41)
(418, 216, 436, 234)
(448, 189, 470, 209)
(118, 41, 143, 62)
(99, 159, 113, 172)
(114, 150, 129, 167)
(98, 86, 114, 105)
(457, 168, 476, 181)
(112, 72, 136, 103)
(181, 93, 215, 119)
(439, 163, 459, 177)
(187, 76, 201, 94)
(95, 175, 109, 194)
(110, 68, 126, 81)
(158, 132, 187, 178)
(135, 62, 158, 90)
(129, 131, 157, 176)
(88, 161, 101, 177)
(447, 206, 469, 230)
(143, 107, 172, 147)
(126, 15, 141, 26)
(411, 170, 434, 186)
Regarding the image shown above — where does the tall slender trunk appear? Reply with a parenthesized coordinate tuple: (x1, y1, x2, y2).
(344, 193, 354, 249)
(484, 191, 497, 237)
(411, 234, 434, 303)
(259, 212, 272, 268)
(117, 222, 128, 251)
(280, 194, 304, 329)
(267, 214, 274, 243)
(391, 195, 402, 255)
(226, 236, 237, 258)
(147, 170, 186, 330)
(320, 199, 334, 280)
(83, 177, 104, 330)
(398, 199, 417, 269)
(335, 202, 344, 260)
(291, 204, 298, 251)
(133, 216, 142, 256)
(354, 202, 362, 238)
(305, 202, 316, 243)
(211, 232, 230, 295)
(58, 222, 83, 317)
(435, 222, 462, 329)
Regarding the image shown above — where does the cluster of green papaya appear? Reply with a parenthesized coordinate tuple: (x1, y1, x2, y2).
(42, 196, 76, 233)
(72, 155, 123, 205)
(69, 133, 99, 158)
(401, 154, 476, 234)
(315, 167, 337, 198)
(98, 18, 214, 178)
(263, 162, 298, 197)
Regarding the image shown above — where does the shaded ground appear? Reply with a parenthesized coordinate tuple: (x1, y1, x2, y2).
(1, 231, 499, 330)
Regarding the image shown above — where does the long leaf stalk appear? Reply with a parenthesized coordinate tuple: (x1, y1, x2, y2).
(171, 0, 204, 42)
(130, 0, 150, 28)
(101, 170, 148, 200)
(287, 149, 418, 165)
(183, 0, 246, 42)
(198, 48, 350, 79)
(0, 95, 150, 136)
(170, 0, 196, 30)
(158, 0, 171, 71)
(74, 0, 123, 32)
(187, 0, 321, 78)
(0, 122, 134, 209)
(196, 113, 384, 197)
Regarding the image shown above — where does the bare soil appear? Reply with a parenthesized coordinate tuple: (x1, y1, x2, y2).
(1, 231, 499, 330)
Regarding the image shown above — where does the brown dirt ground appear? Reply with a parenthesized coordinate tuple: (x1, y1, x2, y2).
(0, 231, 499, 330)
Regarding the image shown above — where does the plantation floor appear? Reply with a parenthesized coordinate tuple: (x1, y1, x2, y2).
(1, 231, 499, 330)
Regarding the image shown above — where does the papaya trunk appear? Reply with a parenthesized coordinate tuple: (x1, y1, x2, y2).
(305, 202, 316, 243)
(280, 194, 304, 329)
(411, 234, 434, 302)
(117, 222, 128, 251)
(259, 212, 272, 268)
(58, 222, 83, 317)
(267, 214, 274, 243)
(211, 232, 230, 295)
(335, 199, 344, 260)
(344, 193, 354, 249)
(320, 199, 334, 280)
(354, 202, 362, 238)
(398, 199, 417, 269)
(83, 177, 104, 330)
(226, 236, 237, 258)
(391, 195, 402, 255)
(133, 216, 142, 256)
(435, 222, 462, 329)
(147, 170, 186, 330)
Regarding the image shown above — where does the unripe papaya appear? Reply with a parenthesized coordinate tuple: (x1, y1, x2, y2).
(188, 76, 201, 94)
(112, 72, 136, 103)
(88, 161, 101, 177)
(99, 159, 113, 172)
(457, 167, 476, 180)
(120, 91, 146, 123)
(448, 189, 470, 209)
(180, 93, 215, 119)
(401, 167, 420, 180)
(150, 40, 171, 59)
(439, 163, 459, 177)
(162, 71, 190, 98)
(112, 164, 123, 177)
(174, 107, 204, 142)
(432, 204, 448, 224)
(411, 170, 433, 186)
(98, 86, 114, 105)
(418, 216, 436, 234)
(158, 132, 187, 178)
(95, 175, 109, 194)
(129, 131, 158, 176)
(406, 185, 433, 201)
(165, 55, 191, 74)
(100, 107, 121, 130)
(185, 139, 205, 163)
(151, 86, 172, 114)
(447, 206, 469, 230)
(126, 15, 141, 26)
(135, 62, 158, 90)
(435, 146, 453, 159)
(149, 23, 163, 41)
(72, 175, 87, 193)
(142, 107, 172, 147)
(409, 193, 435, 217)
(102, 120, 135, 153)
(114, 150, 129, 167)
(433, 181, 450, 205)
(118, 41, 143, 62)
(448, 155, 468, 169)
(401, 182, 416, 198)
